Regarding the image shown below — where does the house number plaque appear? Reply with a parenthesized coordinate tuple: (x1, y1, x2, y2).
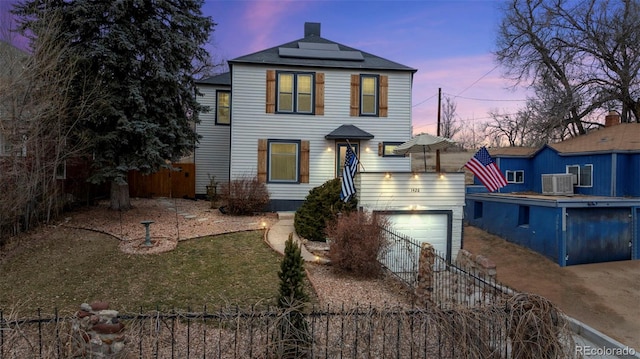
(410, 188, 420, 193)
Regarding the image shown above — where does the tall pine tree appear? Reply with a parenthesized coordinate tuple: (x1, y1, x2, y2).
(14, 0, 213, 209)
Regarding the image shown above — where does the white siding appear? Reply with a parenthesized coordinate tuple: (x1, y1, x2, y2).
(358, 172, 466, 259)
(230, 64, 413, 201)
(195, 84, 230, 195)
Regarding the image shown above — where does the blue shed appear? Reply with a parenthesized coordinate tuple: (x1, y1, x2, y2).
(466, 118, 640, 266)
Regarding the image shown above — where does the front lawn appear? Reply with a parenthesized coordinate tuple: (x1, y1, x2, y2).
(0, 228, 287, 313)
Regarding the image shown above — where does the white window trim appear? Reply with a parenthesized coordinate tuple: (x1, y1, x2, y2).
(566, 164, 593, 187)
(506, 170, 524, 184)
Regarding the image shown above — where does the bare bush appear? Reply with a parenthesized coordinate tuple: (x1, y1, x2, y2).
(219, 175, 270, 215)
(326, 211, 390, 277)
(0, 11, 101, 242)
(0, 295, 579, 359)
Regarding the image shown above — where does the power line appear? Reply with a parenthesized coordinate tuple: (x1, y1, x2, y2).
(455, 64, 500, 96)
(412, 92, 438, 108)
(444, 92, 528, 102)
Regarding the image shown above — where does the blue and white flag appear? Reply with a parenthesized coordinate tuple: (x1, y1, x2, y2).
(340, 146, 358, 202)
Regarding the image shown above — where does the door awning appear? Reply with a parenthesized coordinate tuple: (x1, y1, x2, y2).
(325, 124, 374, 140)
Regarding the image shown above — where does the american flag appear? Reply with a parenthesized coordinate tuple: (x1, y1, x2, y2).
(340, 145, 358, 202)
(465, 147, 507, 192)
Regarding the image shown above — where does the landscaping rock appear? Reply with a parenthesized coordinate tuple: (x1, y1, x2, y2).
(72, 302, 127, 358)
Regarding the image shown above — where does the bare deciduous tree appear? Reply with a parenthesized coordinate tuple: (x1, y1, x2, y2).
(0, 10, 101, 240)
(441, 96, 462, 140)
(456, 119, 487, 150)
(496, 0, 640, 140)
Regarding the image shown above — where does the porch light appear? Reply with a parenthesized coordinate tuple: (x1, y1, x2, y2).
(327, 147, 332, 152)
(439, 173, 445, 179)
(413, 173, 419, 179)
(384, 172, 392, 179)
(365, 147, 371, 152)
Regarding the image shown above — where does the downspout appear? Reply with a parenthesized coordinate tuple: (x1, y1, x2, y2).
(611, 153, 617, 196)
(560, 207, 567, 267)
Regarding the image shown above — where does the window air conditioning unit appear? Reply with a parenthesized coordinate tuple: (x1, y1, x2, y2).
(541, 174, 574, 195)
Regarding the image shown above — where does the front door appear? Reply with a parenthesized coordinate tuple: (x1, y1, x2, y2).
(335, 142, 359, 177)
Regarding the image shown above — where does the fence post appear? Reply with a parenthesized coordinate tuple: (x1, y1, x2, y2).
(415, 242, 435, 307)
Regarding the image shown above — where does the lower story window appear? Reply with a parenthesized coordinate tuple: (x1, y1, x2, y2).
(380, 141, 403, 157)
(269, 140, 299, 182)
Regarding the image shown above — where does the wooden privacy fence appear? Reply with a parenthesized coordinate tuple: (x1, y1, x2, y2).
(128, 163, 195, 199)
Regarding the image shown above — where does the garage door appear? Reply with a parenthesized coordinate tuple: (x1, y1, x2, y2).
(386, 212, 449, 256)
(377, 211, 452, 281)
(566, 207, 632, 265)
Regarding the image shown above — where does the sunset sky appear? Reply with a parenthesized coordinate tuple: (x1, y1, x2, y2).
(201, 0, 531, 136)
(1, 0, 531, 136)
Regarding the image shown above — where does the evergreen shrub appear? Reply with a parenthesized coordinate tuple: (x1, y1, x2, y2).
(294, 178, 357, 242)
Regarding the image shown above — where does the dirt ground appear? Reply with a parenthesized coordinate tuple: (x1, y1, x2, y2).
(463, 225, 640, 350)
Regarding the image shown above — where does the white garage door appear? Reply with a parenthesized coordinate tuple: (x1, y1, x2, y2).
(386, 212, 449, 255)
(379, 212, 450, 281)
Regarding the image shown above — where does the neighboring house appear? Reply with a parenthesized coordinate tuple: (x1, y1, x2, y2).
(194, 23, 466, 261)
(465, 112, 640, 266)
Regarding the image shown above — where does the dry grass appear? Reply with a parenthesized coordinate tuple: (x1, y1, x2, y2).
(0, 228, 285, 312)
(411, 150, 475, 184)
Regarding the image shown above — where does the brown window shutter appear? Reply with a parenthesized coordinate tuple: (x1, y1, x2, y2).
(266, 70, 276, 113)
(350, 74, 360, 116)
(300, 140, 310, 183)
(257, 139, 267, 182)
(379, 75, 388, 117)
(378, 142, 383, 156)
(315, 73, 324, 115)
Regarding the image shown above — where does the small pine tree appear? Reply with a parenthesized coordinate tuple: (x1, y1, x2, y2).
(276, 233, 311, 358)
(277, 233, 308, 307)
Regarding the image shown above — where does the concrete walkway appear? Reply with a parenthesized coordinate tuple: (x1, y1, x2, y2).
(265, 212, 329, 264)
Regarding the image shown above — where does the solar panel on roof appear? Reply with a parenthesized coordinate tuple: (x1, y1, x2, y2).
(278, 47, 364, 61)
(297, 42, 340, 51)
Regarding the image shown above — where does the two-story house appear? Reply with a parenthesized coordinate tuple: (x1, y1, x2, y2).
(195, 23, 466, 262)
(197, 22, 415, 209)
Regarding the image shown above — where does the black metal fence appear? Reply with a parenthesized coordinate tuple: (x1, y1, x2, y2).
(379, 225, 511, 309)
(0, 303, 578, 359)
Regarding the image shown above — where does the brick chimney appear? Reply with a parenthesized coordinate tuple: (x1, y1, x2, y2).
(304, 22, 321, 37)
(605, 110, 620, 127)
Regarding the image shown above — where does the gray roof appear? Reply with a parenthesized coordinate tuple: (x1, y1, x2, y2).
(196, 72, 231, 86)
(229, 24, 416, 72)
(325, 125, 374, 140)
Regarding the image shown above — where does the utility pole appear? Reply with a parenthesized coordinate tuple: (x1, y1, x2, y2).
(436, 88, 441, 172)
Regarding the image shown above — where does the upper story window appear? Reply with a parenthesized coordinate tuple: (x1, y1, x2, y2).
(360, 75, 379, 116)
(277, 72, 314, 114)
(567, 164, 593, 187)
(506, 170, 524, 183)
(350, 74, 388, 117)
(216, 91, 230, 125)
